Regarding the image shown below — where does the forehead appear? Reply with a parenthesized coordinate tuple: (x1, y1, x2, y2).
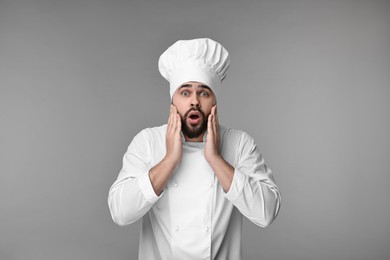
(179, 81, 211, 90)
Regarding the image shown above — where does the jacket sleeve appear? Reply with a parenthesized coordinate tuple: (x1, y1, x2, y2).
(108, 129, 161, 226)
(224, 132, 281, 227)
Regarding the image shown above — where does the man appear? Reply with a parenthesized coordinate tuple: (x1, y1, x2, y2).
(108, 38, 281, 260)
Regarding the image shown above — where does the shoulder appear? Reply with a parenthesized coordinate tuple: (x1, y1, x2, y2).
(220, 124, 254, 145)
(131, 124, 167, 147)
(219, 125, 259, 163)
(139, 124, 167, 139)
(126, 124, 166, 153)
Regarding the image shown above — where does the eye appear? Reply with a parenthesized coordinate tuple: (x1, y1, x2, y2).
(200, 91, 209, 97)
(181, 90, 190, 96)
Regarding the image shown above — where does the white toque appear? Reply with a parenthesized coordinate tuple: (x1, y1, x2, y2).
(158, 38, 230, 100)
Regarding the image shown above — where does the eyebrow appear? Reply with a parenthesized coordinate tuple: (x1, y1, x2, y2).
(179, 84, 212, 91)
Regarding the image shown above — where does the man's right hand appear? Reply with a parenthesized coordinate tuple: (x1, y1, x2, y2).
(148, 105, 182, 196)
(165, 105, 182, 167)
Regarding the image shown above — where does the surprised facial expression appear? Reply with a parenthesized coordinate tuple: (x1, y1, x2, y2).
(172, 81, 216, 140)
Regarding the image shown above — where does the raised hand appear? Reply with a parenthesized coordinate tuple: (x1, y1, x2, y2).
(165, 105, 182, 166)
(204, 105, 234, 192)
(205, 105, 221, 162)
(149, 105, 182, 196)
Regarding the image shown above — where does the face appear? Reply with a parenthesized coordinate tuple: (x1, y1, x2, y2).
(172, 81, 216, 139)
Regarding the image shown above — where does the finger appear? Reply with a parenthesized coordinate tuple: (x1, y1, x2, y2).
(171, 106, 177, 131)
(173, 106, 180, 133)
(208, 114, 213, 137)
(172, 105, 177, 116)
(167, 106, 171, 129)
(209, 106, 215, 132)
(169, 105, 177, 134)
(214, 105, 219, 124)
(214, 105, 219, 132)
(211, 105, 216, 116)
(176, 114, 181, 134)
(173, 106, 178, 130)
(212, 107, 219, 150)
(210, 106, 216, 133)
(212, 114, 217, 138)
(168, 105, 173, 132)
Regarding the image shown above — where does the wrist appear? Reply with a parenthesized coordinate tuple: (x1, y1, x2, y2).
(163, 154, 181, 168)
(206, 153, 223, 165)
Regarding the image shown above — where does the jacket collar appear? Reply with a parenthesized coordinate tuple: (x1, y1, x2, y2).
(180, 131, 208, 142)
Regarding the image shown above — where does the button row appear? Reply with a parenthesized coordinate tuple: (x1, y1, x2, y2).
(173, 226, 210, 232)
(170, 182, 213, 188)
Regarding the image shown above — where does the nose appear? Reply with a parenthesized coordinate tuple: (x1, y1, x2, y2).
(190, 94, 200, 108)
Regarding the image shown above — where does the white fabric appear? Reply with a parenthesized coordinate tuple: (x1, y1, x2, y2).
(108, 125, 281, 260)
(158, 38, 230, 100)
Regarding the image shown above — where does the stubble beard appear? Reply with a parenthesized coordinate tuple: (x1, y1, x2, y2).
(181, 108, 208, 139)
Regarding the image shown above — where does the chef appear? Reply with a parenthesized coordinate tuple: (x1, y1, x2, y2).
(108, 38, 281, 260)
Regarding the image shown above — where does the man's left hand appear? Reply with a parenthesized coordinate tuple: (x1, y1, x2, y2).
(205, 105, 221, 162)
(204, 105, 234, 192)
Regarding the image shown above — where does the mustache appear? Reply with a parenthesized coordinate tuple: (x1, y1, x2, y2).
(183, 107, 206, 118)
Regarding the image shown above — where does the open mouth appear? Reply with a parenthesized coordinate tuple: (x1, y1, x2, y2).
(187, 111, 202, 124)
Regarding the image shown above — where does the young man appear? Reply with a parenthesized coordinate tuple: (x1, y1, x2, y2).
(108, 38, 281, 260)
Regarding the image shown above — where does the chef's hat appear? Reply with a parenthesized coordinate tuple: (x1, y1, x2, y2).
(158, 38, 230, 101)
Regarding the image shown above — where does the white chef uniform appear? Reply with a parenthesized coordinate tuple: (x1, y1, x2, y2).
(108, 38, 281, 260)
(108, 124, 281, 260)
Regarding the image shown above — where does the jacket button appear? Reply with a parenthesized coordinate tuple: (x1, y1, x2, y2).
(204, 226, 209, 232)
(175, 226, 180, 231)
(173, 182, 178, 187)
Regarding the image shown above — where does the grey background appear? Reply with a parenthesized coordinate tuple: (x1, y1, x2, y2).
(1, 0, 389, 259)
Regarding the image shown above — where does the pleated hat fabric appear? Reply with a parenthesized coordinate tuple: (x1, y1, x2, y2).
(158, 38, 230, 100)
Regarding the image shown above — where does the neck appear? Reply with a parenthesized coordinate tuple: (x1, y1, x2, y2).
(184, 133, 205, 142)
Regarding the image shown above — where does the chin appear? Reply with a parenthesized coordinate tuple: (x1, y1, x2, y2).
(182, 121, 207, 139)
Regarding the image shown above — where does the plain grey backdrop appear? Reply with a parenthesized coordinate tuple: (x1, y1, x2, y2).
(1, 0, 389, 259)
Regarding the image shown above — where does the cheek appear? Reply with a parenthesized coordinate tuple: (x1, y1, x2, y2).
(172, 99, 185, 114)
(202, 101, 215, 116)
(202, 109, 212, 119)
(174, 105, 187, 118)
(178, 109, 186, 118)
